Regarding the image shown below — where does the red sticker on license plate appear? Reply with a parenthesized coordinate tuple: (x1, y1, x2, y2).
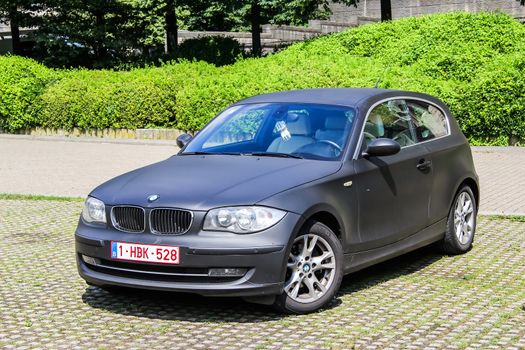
(111, 241, 180, 264)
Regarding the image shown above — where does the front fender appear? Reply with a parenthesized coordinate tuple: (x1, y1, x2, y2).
(257, 170, 358, 254)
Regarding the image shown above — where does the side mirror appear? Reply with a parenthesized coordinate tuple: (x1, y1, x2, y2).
(363, 138, 400, 158)
(176, 133, 192, 148)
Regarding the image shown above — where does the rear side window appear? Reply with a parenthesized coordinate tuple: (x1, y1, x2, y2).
(406, 100, 449, 142)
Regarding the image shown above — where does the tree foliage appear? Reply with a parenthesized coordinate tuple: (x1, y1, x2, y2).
(28, 0, 151, 68)
(0, 0, 37, 54)
(177, 36, 246, 66)
(4, 0, 392, 66)
(23, 0, 217, 67)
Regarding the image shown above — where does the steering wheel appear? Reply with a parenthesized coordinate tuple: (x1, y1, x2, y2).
(318, 140, 342, 152)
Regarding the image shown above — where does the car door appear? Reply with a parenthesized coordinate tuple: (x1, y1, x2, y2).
(405, 98, 453, 225)
(352, 98, 433, 251)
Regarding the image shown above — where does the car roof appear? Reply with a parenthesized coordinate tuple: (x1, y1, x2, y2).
(233, 88, 440, 109)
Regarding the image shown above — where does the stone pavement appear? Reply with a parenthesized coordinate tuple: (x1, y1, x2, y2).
(0, 135, 524, 215)
(0, 135, 176, 198)
(471, 147, 525, 216)
(0, 200, 524, 349)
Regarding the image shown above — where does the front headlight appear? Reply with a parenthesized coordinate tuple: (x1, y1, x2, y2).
(203, 206, 286, 233)
(81, 197, 106, 224)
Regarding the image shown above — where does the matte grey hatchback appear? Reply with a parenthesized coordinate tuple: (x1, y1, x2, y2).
(76, 88, 479, 314)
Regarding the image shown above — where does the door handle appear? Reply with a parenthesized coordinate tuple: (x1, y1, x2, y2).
(416, 159, 432, 171)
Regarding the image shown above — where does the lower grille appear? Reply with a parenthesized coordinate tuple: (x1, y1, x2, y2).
(111, 206, 145, 233)
(86, 258, 242, 283)
(150, 208, 193, 234)
(101, 259, 209, 276)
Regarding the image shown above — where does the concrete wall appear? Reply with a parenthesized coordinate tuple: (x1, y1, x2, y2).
(329, 0, 525, 23)
(5, 127, 190, 140)
(178, 21, 354, 52)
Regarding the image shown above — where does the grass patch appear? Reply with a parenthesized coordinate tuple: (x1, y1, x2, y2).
(0, 193, 85, 202)
(482, 214, 525, 222)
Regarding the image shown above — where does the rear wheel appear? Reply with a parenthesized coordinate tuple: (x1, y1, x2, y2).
(274, 221, 343, 314)
(441, 185, 477, 254)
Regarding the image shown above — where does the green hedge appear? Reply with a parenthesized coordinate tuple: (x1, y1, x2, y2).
(0, 56, 61, 132)
(38, 61, 216, 130)
(457, 53, 525, 145)
(1, 12, 525, 145)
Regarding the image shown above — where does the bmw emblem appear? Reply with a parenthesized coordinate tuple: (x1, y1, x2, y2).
(148, 194, 160, 203)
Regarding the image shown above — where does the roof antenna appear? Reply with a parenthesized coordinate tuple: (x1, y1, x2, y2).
(374, 64, 390, 88)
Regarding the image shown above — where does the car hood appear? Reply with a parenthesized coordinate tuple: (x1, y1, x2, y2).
(90, 154, 341, 211)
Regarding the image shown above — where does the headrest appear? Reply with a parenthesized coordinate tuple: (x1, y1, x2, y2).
(325, 115, 348, 130)
(286, 114, 312, 136)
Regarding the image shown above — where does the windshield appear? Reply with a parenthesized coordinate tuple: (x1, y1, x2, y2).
(182, 103, 356, 160)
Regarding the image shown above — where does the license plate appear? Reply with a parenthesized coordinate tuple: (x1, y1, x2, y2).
(111, 241, 180, 265)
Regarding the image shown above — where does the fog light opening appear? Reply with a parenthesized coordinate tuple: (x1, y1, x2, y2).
(82, 255, 100, 266)
(208, 268, 247, 277)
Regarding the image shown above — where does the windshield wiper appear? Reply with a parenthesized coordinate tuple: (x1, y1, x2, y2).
(244, 152, 303, 159)
(181, 151, 303, 159)
(180, 151, 241, 156)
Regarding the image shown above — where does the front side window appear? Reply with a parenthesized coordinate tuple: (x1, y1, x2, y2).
(364, 99, 417, 147)
(183, 103, 357, 160)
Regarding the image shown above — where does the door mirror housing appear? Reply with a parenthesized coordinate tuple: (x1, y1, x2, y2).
(176, 133, 193, 149)
(363, 138, 401, 158)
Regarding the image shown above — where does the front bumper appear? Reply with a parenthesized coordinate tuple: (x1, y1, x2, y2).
(75, 212, 302, 297)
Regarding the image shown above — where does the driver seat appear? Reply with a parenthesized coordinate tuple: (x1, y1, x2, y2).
(267, 115, 315, 153)
(315, 114, 348, 146)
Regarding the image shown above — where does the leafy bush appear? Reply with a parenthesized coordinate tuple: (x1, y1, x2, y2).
(38, 61, 216, 130)
(175, 12, 525, 145)
(177, 36, 245, 67)
(0, 56, 60, 132)
(1, 12, 525, 145)
(456, 53, 525, 145)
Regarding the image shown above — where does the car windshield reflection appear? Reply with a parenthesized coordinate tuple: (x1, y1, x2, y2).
(182, 103, 356, 161)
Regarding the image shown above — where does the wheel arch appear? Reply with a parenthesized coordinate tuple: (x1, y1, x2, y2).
(455, 176, 480, 208)
(278, 205, 346, 283)
(308, 211, 342, 240)
(299, 204, 346, 243)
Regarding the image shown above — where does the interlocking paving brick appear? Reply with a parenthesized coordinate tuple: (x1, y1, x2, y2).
(472, 147, 525, 216)
(0, 199, 524, 349)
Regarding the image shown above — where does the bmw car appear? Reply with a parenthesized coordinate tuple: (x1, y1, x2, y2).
(76, 88, 479, 314)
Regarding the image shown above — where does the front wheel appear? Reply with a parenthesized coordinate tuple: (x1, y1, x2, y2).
(441, 185, 477, 254)
(274, 221, 343, 314)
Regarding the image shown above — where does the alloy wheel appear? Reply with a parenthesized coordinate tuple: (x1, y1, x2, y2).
(284, 234, 336, 304)
(453, 191, 475, 245)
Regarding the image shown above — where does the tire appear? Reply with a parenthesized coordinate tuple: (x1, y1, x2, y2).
(274, 220, 344, 314)
(441, 185, 477, 254)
